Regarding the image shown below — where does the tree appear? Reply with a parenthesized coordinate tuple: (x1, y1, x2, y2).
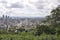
(51, 5, 60, 25)
(46, 5, 60, 26)
(46, 5, 60, 34)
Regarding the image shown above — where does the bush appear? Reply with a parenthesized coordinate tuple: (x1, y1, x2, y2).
(44, 26, 56, 34)
(0, 30, 8, 34)
(35, 25, 56, 36)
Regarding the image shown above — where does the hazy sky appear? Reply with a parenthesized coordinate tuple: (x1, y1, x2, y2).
(0, 0, 60, 17)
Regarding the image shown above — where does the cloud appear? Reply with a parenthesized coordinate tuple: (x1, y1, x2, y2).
(0, 0, 7, 4)
(6, 2, 24, 8)
(0, 0, 59, 17)
(57, 0, 60, 5)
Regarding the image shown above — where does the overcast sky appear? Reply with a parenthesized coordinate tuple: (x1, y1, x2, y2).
(0, 0, 60, 17)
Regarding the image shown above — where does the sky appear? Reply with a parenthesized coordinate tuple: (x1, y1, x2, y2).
(0, 0, 60, 17)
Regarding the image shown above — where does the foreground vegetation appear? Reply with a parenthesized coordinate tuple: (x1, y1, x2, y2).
(0, 31, 60, 40)
(0, 24, 60, 40)
(0, 5, 60, 40)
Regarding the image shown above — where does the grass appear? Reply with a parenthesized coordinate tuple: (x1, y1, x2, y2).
(0, 31, 60, 40)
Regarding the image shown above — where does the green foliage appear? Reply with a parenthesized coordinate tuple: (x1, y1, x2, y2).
(0, 32, 60, 40)
(34, 25, 57, 36)
(0, 25, 60, 40)
(0, 30, 8, 34)
(44, 26, 56, 34)
(46, 5, 60, 35)
(46, 5, 60, 26)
